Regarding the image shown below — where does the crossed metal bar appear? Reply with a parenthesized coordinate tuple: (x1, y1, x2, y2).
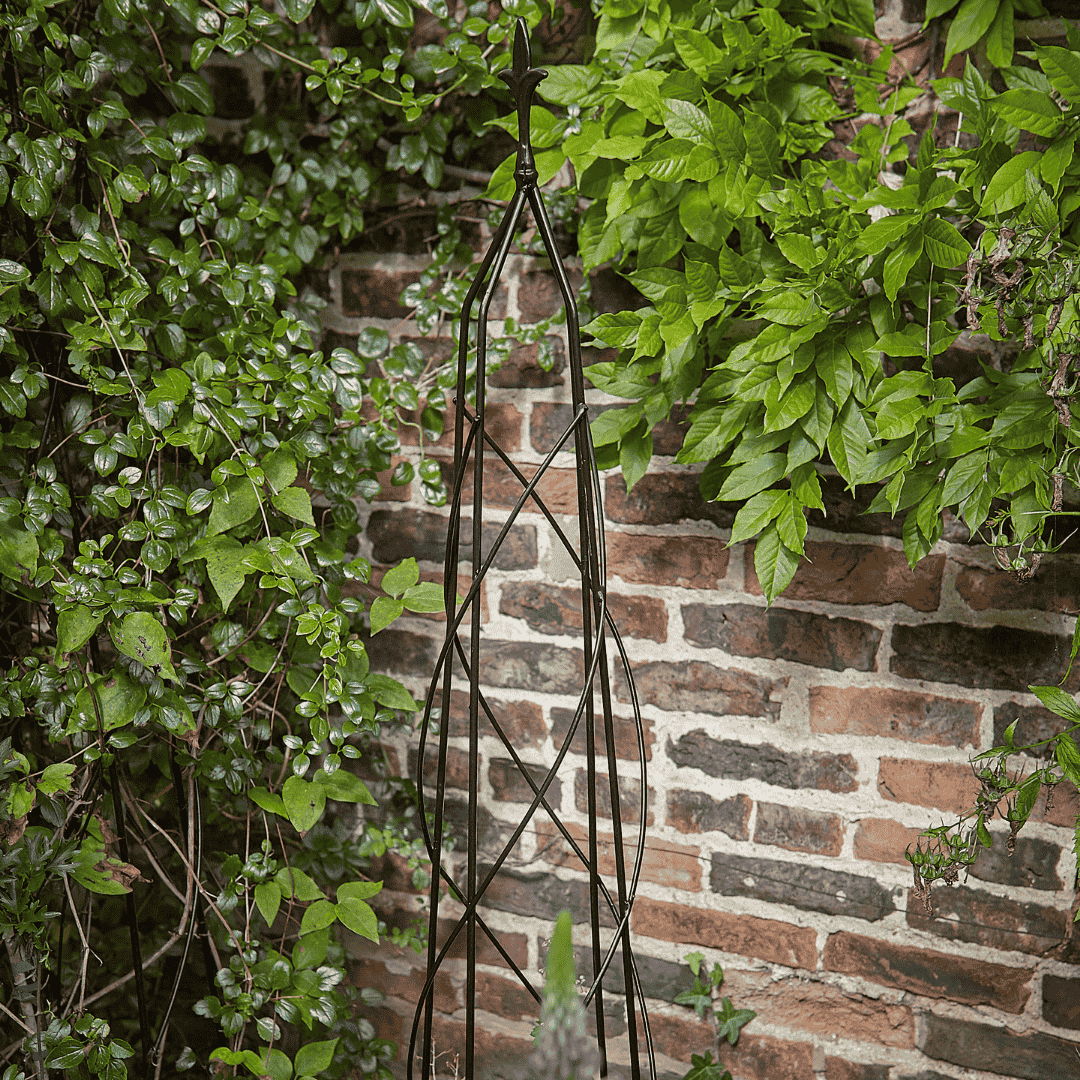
(408, 18, 655, 1080)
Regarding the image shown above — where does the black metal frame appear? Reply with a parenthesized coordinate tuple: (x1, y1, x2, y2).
(408, 18, 655, 1080)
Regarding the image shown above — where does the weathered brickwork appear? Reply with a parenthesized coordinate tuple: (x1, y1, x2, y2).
(316, 7, 1080, 1075)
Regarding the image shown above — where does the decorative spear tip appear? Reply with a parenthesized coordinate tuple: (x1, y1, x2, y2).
(512, 14, 531, 73)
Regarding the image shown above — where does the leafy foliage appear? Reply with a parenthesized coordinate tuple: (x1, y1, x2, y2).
(0, 0, 559, 1074)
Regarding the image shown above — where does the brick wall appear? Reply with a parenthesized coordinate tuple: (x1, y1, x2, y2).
(293, 4, 1080, 1080)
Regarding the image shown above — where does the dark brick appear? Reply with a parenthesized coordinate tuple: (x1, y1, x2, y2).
(1043, 974, 1080, 1029)
(824, 1060, 890, 1080)
(489, 757, 560, 805)
(604, 472, 738, 527)
(499, 581, 667, 641)
(919, 1013, 1079, 1078)
(907, 885, 1067, 956)
(623, 662, 786, 718)
(408, 744, 468, 791)
(474, 969, 540, 1022)
(363, 627, 436, 678)
(754, 802, 844, 857)
(809, 685, 982, 747)
(956, 561, 1080, 613)
(823, 932, 1031, 1013)
(667, 790, 751, 839)
(441, 798, 514, 856)
(710, 853, 895, 921)
(573, 945, 692, 1003)
(573, 769, 649, 824)
(669, 731, 859, 793)
(367, 509, 537, 570)
(894, 1073, 953, 1080)
(206, 65, 256, 118)
(745, 540, 944, 612)
(994, 699, 1080, 759)
(587, 266, 648, 314)
(722, 1033, 816, 1080)
(550, 707, 654, 761)
(530, 402, 688, 457)
(489, 336, 566, 388)
(478, 640, 584, 695)
(436, 917, 528, 970)
(518, 267, 584, 322)
(890, 622, 1080, 690)
(806, 477, 904, 537)
(970, 833, 1063, 892)
(683, 603, 881, 672)
(479, 864, 614, 927)
(341, 268, 423, 318)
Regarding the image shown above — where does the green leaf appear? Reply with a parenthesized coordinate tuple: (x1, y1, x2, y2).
(338, 880, 383, 902)
(369, 595, 405, 634)
(367, 673, 419, 712)
(204, 536, 248, 611)
(922, 217, 971, 268)
(775, 234, 823, 272)
(990, 89, 1063, 138)
(539, 66, 600, 107)
(743, 114, 780, 178)
(728, 490, 787, 547)
(38, 762, 76, 795)
(70, 673, 146, 734)
(663, 100, 712, 143)
(620, 421, 653, 493)
(300, 898, 338, 935)
(271, 485, 316, 526)
(335, 896, 380, 941)
(941, 452, 986, 506)
(715, 997, 756, 1046)
(264, 448, 299, 494)
(260, 1048, 292, 1080)
(254, 882, 281, 927)
(716, 453, 787, 502)
(883, 232, 923, 301)
(1037, 45, 1080, 101)
(826, 395, 871, 486)
(943, 0, 1000, 66)
(112, 612, 175, 678)
(753, 525, 800, 604)
(981, 151, 1042, 215)
(249, 787, 288, 816)
(983, 0, 1013, 67)
(401, 581, 446, 614)
(0, 523, 38, 580)
(1056, 735, 1080, 787)
(282, 0, 316, 19)
(381, 557, 419, 598)
(856, 214, 917, 256)
(672, 26, 725, 79)
(208, 476, 260, 536)
(312, 768, 377, 805)
(282, 775, 326, 834)
(294, 1040, 339, 1078)
(275, 866, 325, 901)
(56, 605, 103, 653)
(1030, 685, 1080, 723)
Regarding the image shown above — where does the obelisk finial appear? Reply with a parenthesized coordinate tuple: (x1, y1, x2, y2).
(497, 17, 547, 188)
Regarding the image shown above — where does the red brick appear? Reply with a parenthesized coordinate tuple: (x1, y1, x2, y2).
(682, 603, 881, 672)
(473, 969, 541, 1023)
(550, 706, 654, 761)
(623, 662, 787, 719)
(399, 400, 523, 452)
(530, 402, 689, 457)
(499, 581, 667, 642)
(448, 458, 582, 514)
(667, 790, 751, 839)
(632, 897, 818, 970)
(604, 472, 737, 527)
(823, 931, 1031, 1013)
(409, 744, 470, 792)
(877, 758, 981, 814)
(721, 970, 912, 1050)
(436, 918, 529, 970)
(809, 686, 982, 747)
(1033, 778, 1080, 828)
(489, 757, 560, 805)
(907, 884, 1068, 956)
(517, 267, 583, 321)
(957, 562, 1080, 613)
(573, 769, 653, 825)
(535, 821, 702, 892)
(723, 1032, 816, 1080)
(995, 698, 1079, 758)
(824, 1059, 890, 1080)
(428, 1014, 535, 1076)
(349, 957, 459, 1014)
(489, 336, 566, 388)
(447, 691, 546, 750)
(604, 532, 730, 589)
(852, 819, 923, 866)
(745, 541, 944, 612)
(632, 1008, 716, 1065)
(753, 802, 844, 857)
(341, 267, 423, 318)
